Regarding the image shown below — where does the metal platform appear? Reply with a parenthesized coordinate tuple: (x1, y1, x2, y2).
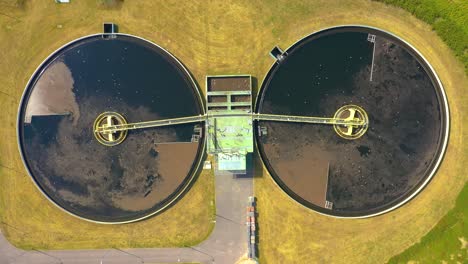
(93, 75, 369, 173)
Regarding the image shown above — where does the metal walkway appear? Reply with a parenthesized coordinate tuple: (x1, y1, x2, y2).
(252, 113, 364, 126)
(97, 114, 206, 133)
(96, 112, 365, 134)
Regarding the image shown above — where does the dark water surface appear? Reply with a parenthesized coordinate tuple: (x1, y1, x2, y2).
(18, 35, 204, 222)
(255, 27, 447, 217)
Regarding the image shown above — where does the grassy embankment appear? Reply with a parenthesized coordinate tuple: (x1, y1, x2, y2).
(378, 0, 467, 74)
(388, 183, 467, 263)
(375, 1, 467, 263)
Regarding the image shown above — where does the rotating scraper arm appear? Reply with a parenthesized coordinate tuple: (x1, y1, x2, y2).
(253, 113, 366, 126)
(95, 114, 207, 134)
(95, 112, 366, 134)
(93, 104, 368, 146)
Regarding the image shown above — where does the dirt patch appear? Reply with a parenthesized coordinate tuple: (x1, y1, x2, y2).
(112, 143, 198, 211)
(232, 95, 250, 102)
(264, 143, 329, 207)
(25, 60, 80, 125)
(208, 96, 227, 103)
(208, 76, 250, 92)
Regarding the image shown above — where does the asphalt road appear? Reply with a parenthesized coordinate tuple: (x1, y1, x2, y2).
(0, 170, 253, 264)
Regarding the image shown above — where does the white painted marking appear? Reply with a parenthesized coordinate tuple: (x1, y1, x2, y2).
(370, 38, 376, 82)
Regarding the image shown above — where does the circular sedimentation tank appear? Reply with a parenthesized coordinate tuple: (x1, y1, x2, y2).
(255, 26, 449, 218)
(17, 34, 205, 223)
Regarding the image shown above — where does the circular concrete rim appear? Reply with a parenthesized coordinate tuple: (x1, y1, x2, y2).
(254, 24, 450, 219)
(16, 33, 207, 225)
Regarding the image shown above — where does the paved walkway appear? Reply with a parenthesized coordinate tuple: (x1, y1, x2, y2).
(0, 172, 253, 264)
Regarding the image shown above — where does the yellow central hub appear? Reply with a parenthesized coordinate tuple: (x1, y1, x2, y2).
(333, 104, 369, 140)
(93, 112, 128, 146)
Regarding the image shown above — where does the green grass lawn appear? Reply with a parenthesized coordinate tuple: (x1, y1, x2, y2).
(377, 0, 468, 74)
(388, 183, 467, 263)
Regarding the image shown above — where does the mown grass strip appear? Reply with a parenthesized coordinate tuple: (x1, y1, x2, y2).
(376, 0, 468, 73)
(388, 183, 467, 263)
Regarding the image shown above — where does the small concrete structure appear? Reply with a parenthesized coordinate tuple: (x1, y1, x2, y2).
(203, 160, 212, 170)
(103, 22, 117, 34)
(206, 75, 253, 174)
(270, 46, 287, 62)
